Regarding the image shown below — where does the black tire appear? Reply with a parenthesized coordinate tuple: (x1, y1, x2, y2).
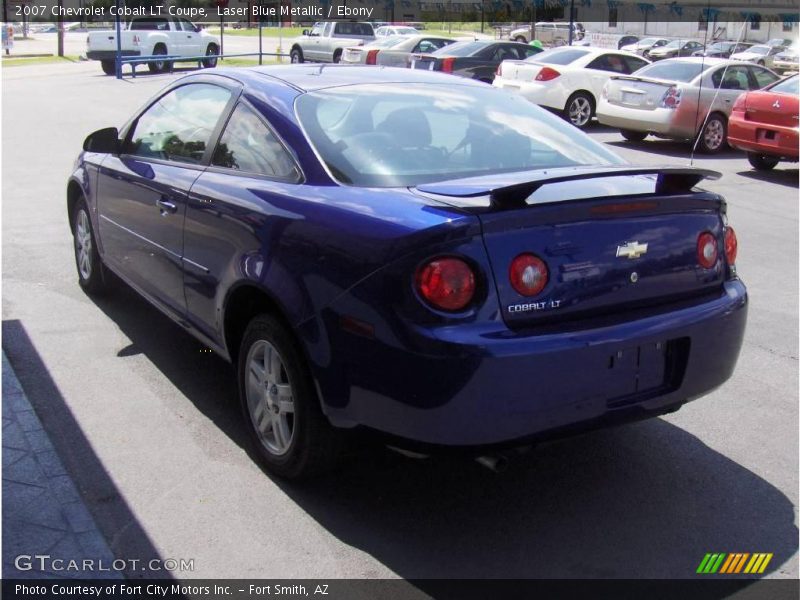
(514, 35, 527, 43)
(563, 92, 595, 129)
(202, 44, 218, 68)
(238, 314, 344, 479)
(72, 198, 108, 295)
(620, 129, 648, 142)
(148, 45, 170, 73)
(100, 60, 115, 75)
(696, 114, 727, 154)
(332, 49, 342, 63)
(747, 153, 779, 171)
(290, 47, 303, 64)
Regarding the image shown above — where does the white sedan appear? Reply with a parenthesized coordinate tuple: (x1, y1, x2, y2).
(730, 44, 785, 69)
(375, 25, 419, 38)
(492, 46, 650, 129)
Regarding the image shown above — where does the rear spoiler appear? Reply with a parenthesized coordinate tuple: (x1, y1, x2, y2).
(416, 166, 721, 210)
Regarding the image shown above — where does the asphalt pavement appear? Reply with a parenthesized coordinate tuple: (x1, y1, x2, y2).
(1, 61, 798, 581)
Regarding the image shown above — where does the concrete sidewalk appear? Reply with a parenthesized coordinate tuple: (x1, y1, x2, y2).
(2, 351, 121, 579)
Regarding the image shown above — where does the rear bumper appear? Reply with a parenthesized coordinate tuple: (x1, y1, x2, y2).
(493, 77, 567, 111)
(728, 116, 799, 159)
(317, 280, 748, 446)
(597, 99, 697, 139)
(86, 50, 140, 61)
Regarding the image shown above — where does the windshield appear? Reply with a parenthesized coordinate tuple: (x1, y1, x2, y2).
(526, 47, 591, 64)
(708, 42, 733, 51)
(638, 38, 659, 45)
(771, 75, 798, 95)
(635, 60, 705, 82)
(749, 45, 770, 55)
(662, 40, 683, 49)
(395, 27, 418, 35)
(370, 37, 407, 48)
(295, 83, 623, 187)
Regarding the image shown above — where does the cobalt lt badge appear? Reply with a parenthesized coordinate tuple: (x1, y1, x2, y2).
(616, 241, 648, 259)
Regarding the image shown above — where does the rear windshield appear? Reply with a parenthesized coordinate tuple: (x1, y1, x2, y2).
(334, 23, 373, 36)
(635, 61, 705, 82)
(295, 83, 623, 187)
(771, 75, 798, 95)
(130, 18, 170, 31)
(433, 41, 487, 56)
(526, 48, 591, 64)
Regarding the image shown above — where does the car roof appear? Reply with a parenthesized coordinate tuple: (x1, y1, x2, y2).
(223, 64, 489, 92)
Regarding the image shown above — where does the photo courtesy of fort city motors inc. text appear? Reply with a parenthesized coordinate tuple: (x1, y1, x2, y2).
(0, 0, 798, 597)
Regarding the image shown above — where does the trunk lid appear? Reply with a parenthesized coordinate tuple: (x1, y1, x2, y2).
(499, 60, 544, 81)
(88, 30, 136, 52)
(745, 90, 799, 128)
(604, 75, 675, 112)
(416, 166, 726, 329)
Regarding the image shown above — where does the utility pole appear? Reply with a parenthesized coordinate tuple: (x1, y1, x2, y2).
(57, 0, 64, 57)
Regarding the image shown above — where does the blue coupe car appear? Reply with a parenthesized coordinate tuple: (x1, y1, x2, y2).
(68, 65, 747, 478)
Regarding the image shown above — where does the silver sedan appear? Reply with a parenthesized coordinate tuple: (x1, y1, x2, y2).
(597, 57, 781, 153)
(341, 35, 456, 67)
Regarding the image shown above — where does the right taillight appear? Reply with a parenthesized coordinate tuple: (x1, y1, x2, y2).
(416, 257, 476, 311)
(509, 254, 548, 296)
(535, 66, 560, 81)
(365, 49, 380, 65)
(441, 57, 455, 73)
(660, 85, 682, 109)
(724, 227, 738, 265)
(697, 232, 718, 269)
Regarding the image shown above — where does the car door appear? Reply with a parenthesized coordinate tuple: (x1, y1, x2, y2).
(706, 64, 751, 120)
(183, 101, 302, 344)
(96, 82, 235, 316)
(584, 53, 628, 97)
(305, 22, 325, 61)
(178, 18, 203, 56)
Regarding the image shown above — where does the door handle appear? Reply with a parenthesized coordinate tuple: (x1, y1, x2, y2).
(187, 35, 193, 38)
(156, 198, 177, 215)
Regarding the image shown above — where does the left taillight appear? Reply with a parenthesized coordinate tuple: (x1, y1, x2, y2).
(366, 49, 380, 65)
(416, 257, 476, 311)
(697, 232, 718, 269)
(724, 226, 738, 266)
(731, 93, 747, 116)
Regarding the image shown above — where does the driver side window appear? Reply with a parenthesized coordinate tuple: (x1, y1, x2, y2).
(125, 84, 231, 164)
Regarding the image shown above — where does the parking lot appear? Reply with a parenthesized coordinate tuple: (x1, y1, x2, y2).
(2, 60, 798, 581)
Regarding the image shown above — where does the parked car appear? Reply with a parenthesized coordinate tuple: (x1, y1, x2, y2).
(69, 65, 746, 478)
(772, 45, 799, 74)
(647, 39, 704, 60)
(86, 16, 220, 75)
(728, 74, 799, 170)
(493, 46, 649, 129)
(617, 35, 639, 50)
(729, 44, 784, 68)
(620, 37, 669, 57)
(765, 38, 794, 48)
(375, 25, 418, 37)
(692, 41, 753, 59)
(597, 57, 781, 152)
(509, 21, 583, 45)
(343, 34, 456, 66)
(290, 21, 375, 64)
(410, 40, 540, 83)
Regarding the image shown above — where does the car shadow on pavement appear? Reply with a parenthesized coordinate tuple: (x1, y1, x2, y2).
(605, 139, 746, 162)
(78, 279, 798, 582)
(2, 319, 174, 580)
(736, 168, 800, 189)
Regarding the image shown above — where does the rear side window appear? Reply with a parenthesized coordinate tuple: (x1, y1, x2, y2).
(586, 53, 628, 73)
(334, 23, 373, 36)
(527, 48, 591, 65)
(126, 84, 231, 164)
(750, 66, 779, 89)
(212, 104, 298, 180)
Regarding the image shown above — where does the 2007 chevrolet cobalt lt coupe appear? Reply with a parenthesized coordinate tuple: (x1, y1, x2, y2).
(69, 65, 747, 478)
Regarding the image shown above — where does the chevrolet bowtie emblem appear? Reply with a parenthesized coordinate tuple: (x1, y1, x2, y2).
(616, 241, 649, 259)
(773, 100, 781, 109)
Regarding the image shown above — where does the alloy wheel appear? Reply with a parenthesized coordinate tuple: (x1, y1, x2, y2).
(569, 96, 592, 127)
(245, 340, 295, 456)
(75, 209, 93, 281)
(703, 119, 724, 151)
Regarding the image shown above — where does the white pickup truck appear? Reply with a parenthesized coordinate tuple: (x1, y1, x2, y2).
(289, 21, 375, 64)
(86, 16, 220, 75)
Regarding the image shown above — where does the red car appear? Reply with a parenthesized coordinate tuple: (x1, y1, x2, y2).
(728, 74, 799, 171)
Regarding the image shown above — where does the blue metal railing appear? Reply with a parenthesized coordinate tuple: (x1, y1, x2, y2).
(115, 52, 288, 78)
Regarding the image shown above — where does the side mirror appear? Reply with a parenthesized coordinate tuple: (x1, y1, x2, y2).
(302, 29, 309, 36)
(195, 25, 202, 32)
(83, 127, 120, 154)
